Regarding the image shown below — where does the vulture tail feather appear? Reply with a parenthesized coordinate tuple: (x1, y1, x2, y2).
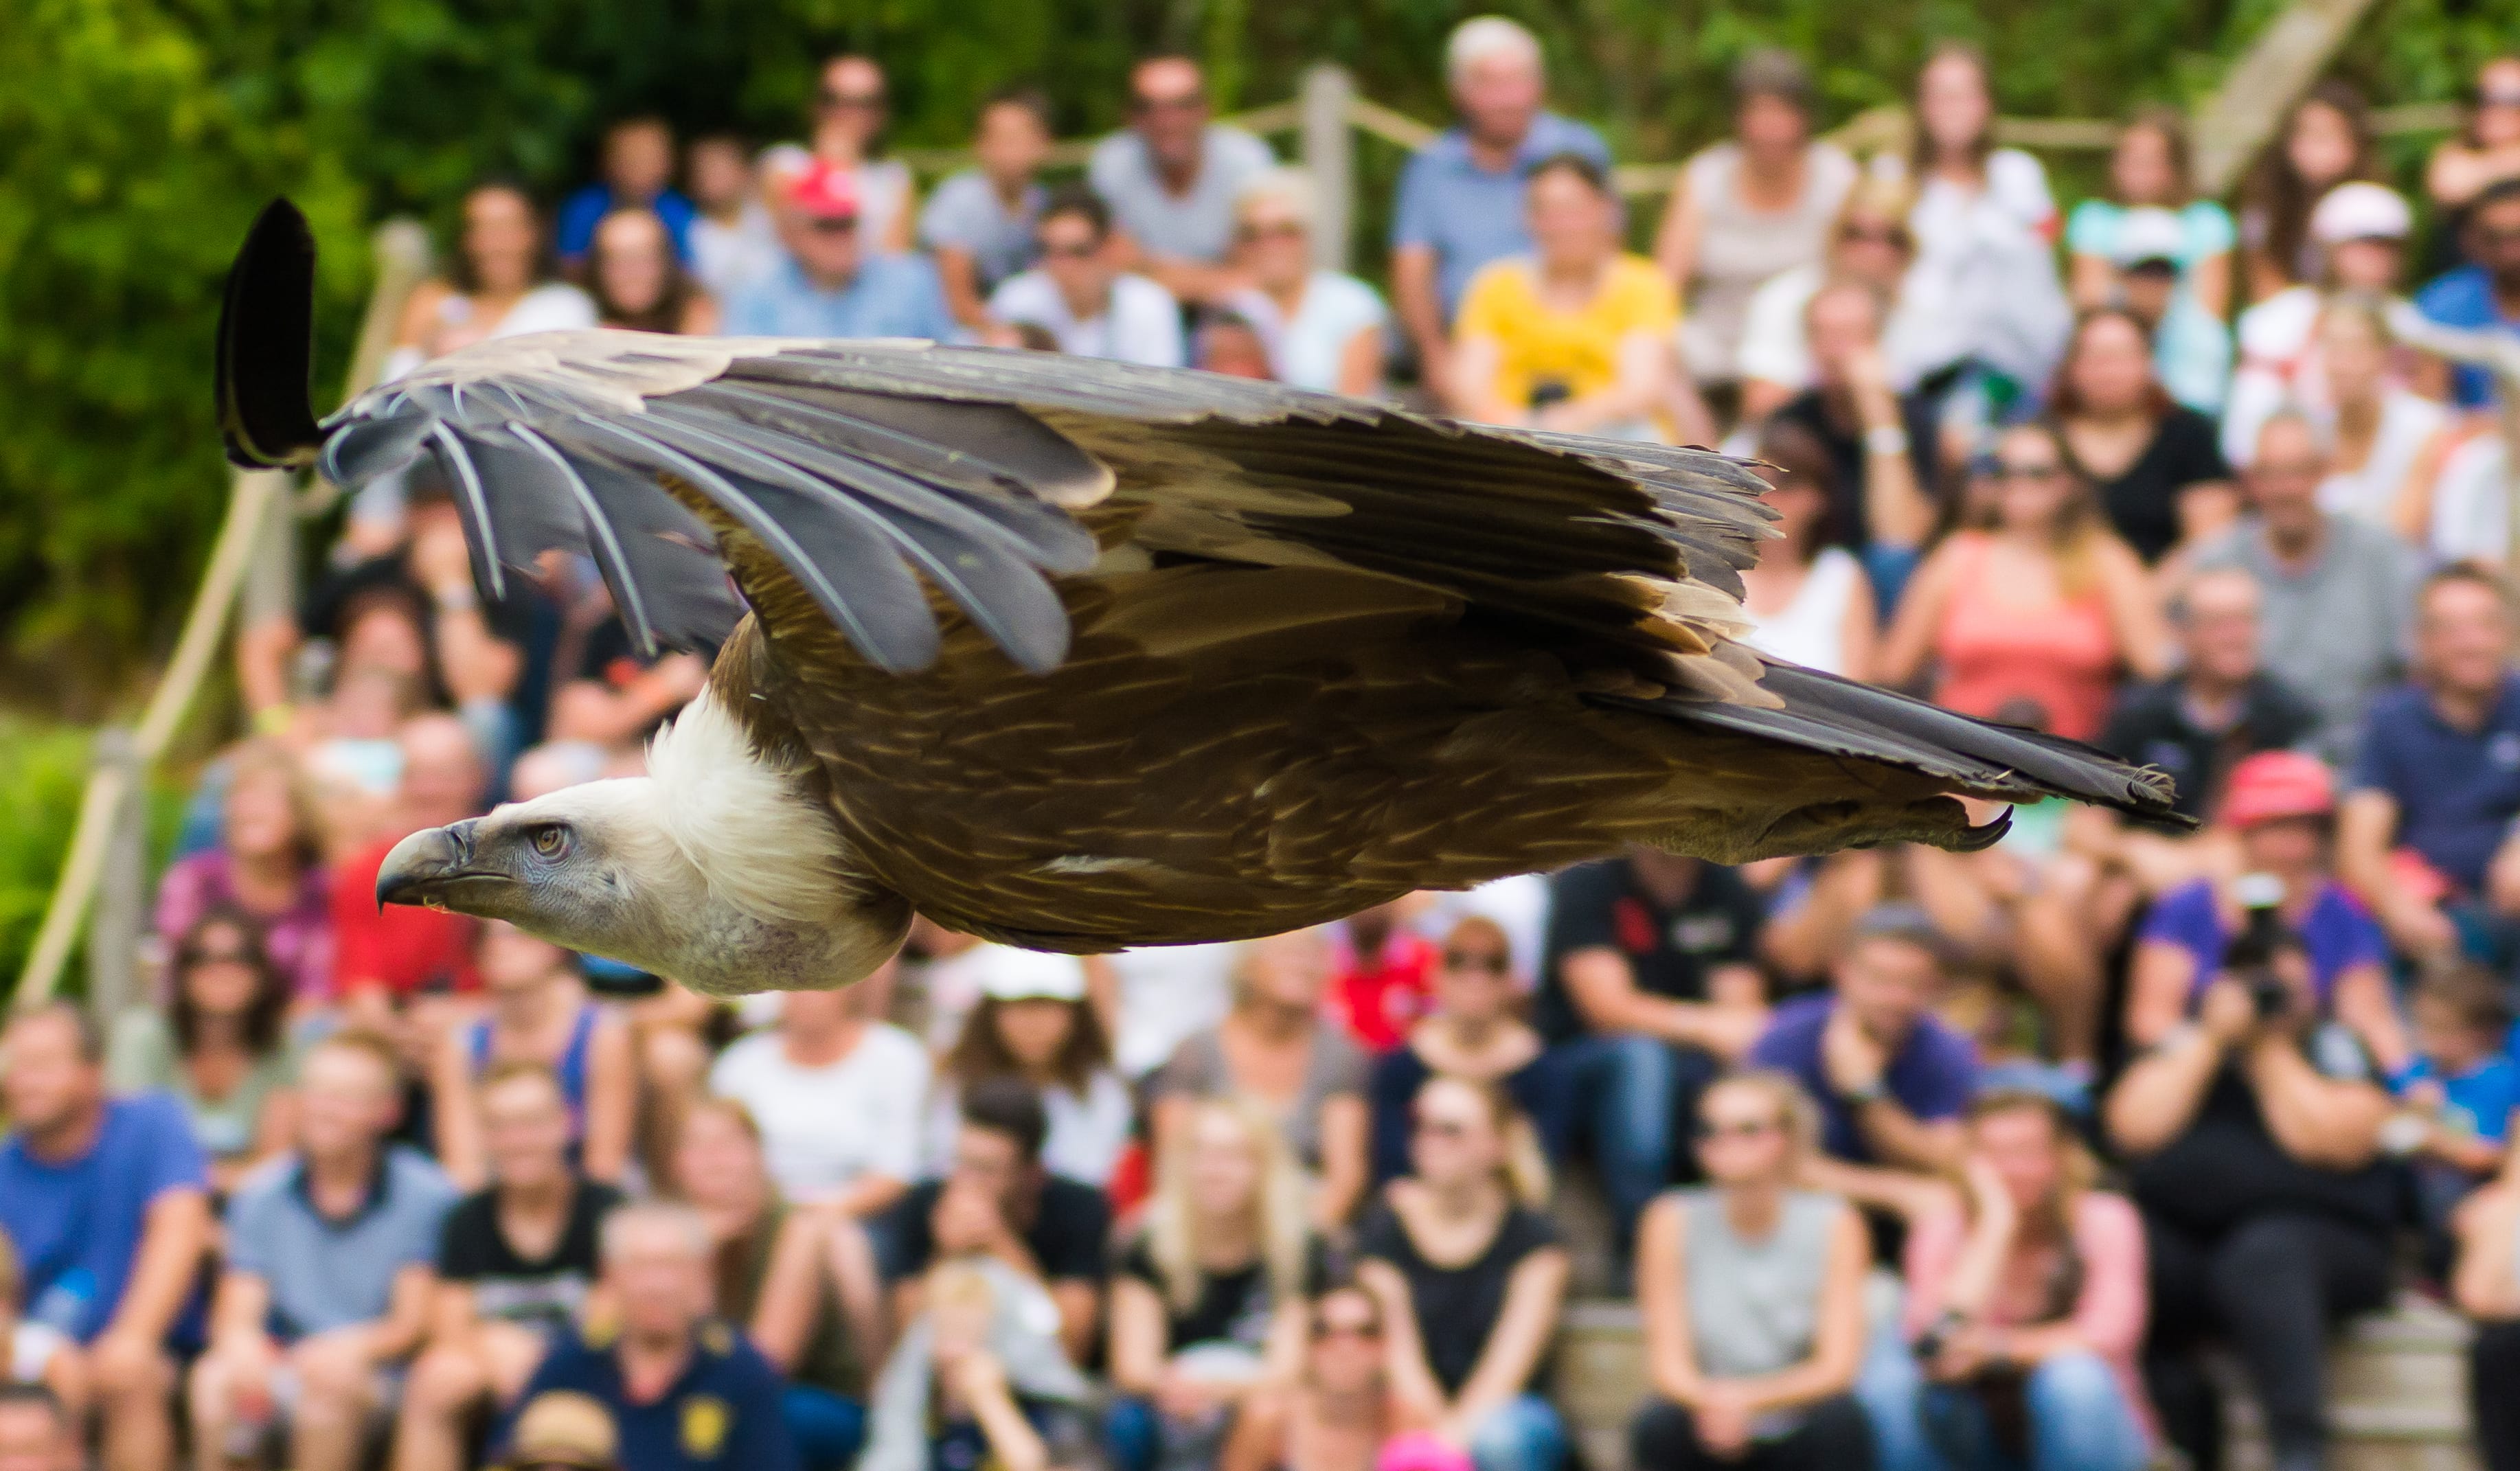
(217, 198, 324, 470)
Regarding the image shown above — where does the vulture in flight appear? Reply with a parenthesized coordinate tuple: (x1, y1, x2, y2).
(218, 201, 2177, 996)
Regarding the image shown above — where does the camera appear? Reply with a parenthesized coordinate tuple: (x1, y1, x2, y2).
(1912, 1310, 1964, 1363)
(2223, 872, 2300, 1019)
(1528, 378, 1573, 411)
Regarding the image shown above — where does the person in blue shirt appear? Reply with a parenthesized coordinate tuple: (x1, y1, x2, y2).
(2414, 176, 2520, 406)
(2402, 965, 2520, 1277)
(1389, 15, 1611, 409)
(725, 161, 957, 342)
(0, 1003, 212, 1471)
(502, 1202, 797, 1471)
(558, 117, 698, 266)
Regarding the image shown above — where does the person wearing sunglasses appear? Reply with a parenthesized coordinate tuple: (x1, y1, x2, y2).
(1217, 168, 1389, 395)
(1367, 917, 1571, 1187)
(1631, 1070, 1872, 1471)
(724, 161, 955, 343)
(758, 55, 913, 256)
(1736, 174, 1927, 426)
(2427, 58, 2520, 269)
(106, 907, 299, 1197)
(1218, 1285, 1396, 1471)
(1088, 54, 1278, 307)
(985, 186, 1187, 368)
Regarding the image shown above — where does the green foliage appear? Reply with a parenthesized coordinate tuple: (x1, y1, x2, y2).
(0, 721, 187, 990)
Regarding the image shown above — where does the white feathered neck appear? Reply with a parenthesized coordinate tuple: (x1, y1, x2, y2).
(644, 690, 854, 924)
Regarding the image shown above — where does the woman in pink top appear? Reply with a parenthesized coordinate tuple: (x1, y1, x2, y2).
(1881, 421, 2169, 742)
(1903, 1091, 2154, 1471)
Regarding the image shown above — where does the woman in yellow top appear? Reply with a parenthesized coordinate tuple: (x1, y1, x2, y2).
(1452, 153, 1688, 441)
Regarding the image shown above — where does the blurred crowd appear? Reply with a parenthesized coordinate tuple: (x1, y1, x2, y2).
(23, 17, 2520, 1471)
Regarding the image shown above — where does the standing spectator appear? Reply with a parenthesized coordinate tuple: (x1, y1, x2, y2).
(396, 1063, 624, 1471)
(874, 1079, 1111, 1367)
(2050, 306, 2233, 565)
(1747, 906, 1979, 1216)
(1737, 421, 1881, 680)
(1218, 1285, 1399, 1471)
(108, 909, 298, 1194)
(387, 183, 596, 381)
(2417, 178, 2520, 407)
(0, 1388, 78, 1471)
(923, 952, 1133, 1189)
(761, 56, 915, 255)
(188, 1033, 455, 1471)
(1220, 168, 1389, 395)
(151, 740, 330, 1006)
(1089, 55, 1276, 305)
(503, 1204, 800, 1471)
(1904, 1093, 2154, 1471)
(2238, 82, 2381, 303)
(1392, 16, 1612, 407)
(683, 135, 782, 301)
(1767, 278, 1942, 565)
(2227, 184, 2421, 464)
(1106, 1097, 1321, 1471)
(1880, 420, 2171, 745)
(1357, 1077, 1570, 1471)
(1653, 49, 1857, 394)
(0, 1003, 211, 1471)
(1628, 1071, 1872, 1471)
(707, 985, 927, 1216)
(1453, 154, 1690, 442)
(724, 163, 955, 340)
(0, 1237, 82, 1413)
(859, 1260, 1096, 1471)
(558, 117, 695, 265)
(585, 209, 718, 334)
(922, 90, 1054, 334)
(433, 922, 635, 1191)
(986, 187, 1186, 366)
(1539, 853, 1768, 1246)
(2069, 108, 2236, 320)
(329, 714, 488, 1020)
(2188, 413, 2421, 766)
(1370, 916, 1575, 1186)
(1151, 930, 1372, 1230)
(2426, 58, 2520, 267)
(1737, 176, 1928, 422)
(2093, 206, 2235, 415)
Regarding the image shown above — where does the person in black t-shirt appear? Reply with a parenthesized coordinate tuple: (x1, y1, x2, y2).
(396, 1062, 622, 1471)
(874, 1077, 1110, 1367)
(1538, 853, 1769, 1247)
(2052, 308, 2233, 565)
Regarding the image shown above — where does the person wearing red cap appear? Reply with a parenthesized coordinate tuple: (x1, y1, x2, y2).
(723, 161, 955, 343)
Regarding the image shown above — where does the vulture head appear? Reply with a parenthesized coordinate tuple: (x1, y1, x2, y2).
(374, 694, 912, 996)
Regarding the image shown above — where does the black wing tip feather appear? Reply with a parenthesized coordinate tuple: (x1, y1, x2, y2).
(216, 198, 323, 470)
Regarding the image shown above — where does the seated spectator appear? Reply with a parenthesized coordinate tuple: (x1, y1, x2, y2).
(1328, 902, 1438, 1055)
(1106, 944, 1241, 1082)
(670, 1099, 880, 1470)
(558, 117, 694, 266)
(540, 587, 710, 753)
(683, 134, 782, 300)
(0, 1236, 82, 1413)
(922, 89, 1054, 334)
(2227, 183, 2422, 464)
(2188, 413, 2421, 765)
(1536, 852, 1769, 1248)
(2418, 177, 2520, 407)
(585, 209, 718, 334)
(1653, 48, 1854, 397)
(875, 1076, 1108, 1362)
(2400, 966, 2520, 1275)
(2295, 297, 2453, 531)
(1881, 420, 2170, 744)
(1370, 916, 1575, 1185)
(2451, 1152, 2520, 1471)
(386, 181, 597, 384)
(1107, 1097, 1322, 1471)
(1737, 175, 1927, 424)
(1091, 54, 1276, 306)
(1453, 153, 1688, 442)
(107, 908, 297, 1193)
(2426, 57, 2520, 268)
(1194, 312, 1276, 378)
(1738, 420, 1880, 679)
(1903, 1091, 2153, 1471)
(923, 953, 1132, 1189)
(859, 1259, 1095, 1471)
(1747, 906, 1978, 1218)
(2237, 82, 2381, 303)
(1767, 279, 1940, 569)
(0, 1387, 78, 1471)
(2099, 206, 2234, 415)
(707, 983, 927, 1216)
(189, 1032, 455, 1471)
(1220, 168, 1389, 395)
(0, 1003, 211, 1471)
(2341, 562, 2520, 963)
(329, 712, 488, 1034)
(724, 162, 955, 340)
(503, 1203, 799, 1471)
(2106, 926, 2397, 1471)
(1356, 1075, 1569, 1471)
(396, 1062, 624, 1471)
(1152, 930, 1370, 1229)
(1629, 1070, 1870, 1471)
(1392, 16, 1612, 408)
(760, 54, 915, 254)
(987, 186, 1185, 367)
(152, 739, 330, 1005)
(1218, 1284, 1399, 1471)
(2069, 108, 2236, 320)
(2051, 306, 2232, 565)
(432, 922, 634, 1190)
(499, 1391, 625, 1471)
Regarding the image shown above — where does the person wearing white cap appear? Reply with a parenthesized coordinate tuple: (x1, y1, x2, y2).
(920, 949, 1133, 1188)
(2225, 181, 2424, 466)
(2103, 204, 2234, 414)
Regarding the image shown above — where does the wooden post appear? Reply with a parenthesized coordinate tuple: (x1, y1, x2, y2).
(84, 729, 144, 1030)
(2190, 0, 2387, 194)
(1302, 64, 1356, 275)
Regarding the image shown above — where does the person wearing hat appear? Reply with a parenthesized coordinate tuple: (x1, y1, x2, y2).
(2417, 174, 2520, 407)
(500, 1391, 622, 1471)
(2227, 180, 2425, 464)
(920, 950, 1132, 1188)
(2102, 205, 2234, 414)
(723, 161, 956, 342)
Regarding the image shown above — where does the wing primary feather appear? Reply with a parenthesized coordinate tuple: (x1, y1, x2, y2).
(506, 423, 663, 657)
(424, 422, 508, 600)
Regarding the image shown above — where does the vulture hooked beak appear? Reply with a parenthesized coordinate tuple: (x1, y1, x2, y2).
(375, 819, 502, 911)
(216, 198, 325, 470)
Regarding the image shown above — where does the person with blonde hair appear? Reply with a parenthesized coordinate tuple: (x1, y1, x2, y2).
(1106, 1097, 1326, 1471)
(1355, 1075, 1568, 1471)
(154, 738, 332, 1005)
(1630, 1069, 1872, 1471)
(1736, 172, 1928, 422)
(1221, 168, 1389, 394)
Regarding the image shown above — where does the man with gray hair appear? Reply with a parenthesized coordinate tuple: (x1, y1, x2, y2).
(1391, 15, 1611, 407)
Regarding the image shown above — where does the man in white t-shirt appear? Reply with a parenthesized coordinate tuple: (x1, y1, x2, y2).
(706, 984, 929, 1216)
(986, 186, 1185, 368)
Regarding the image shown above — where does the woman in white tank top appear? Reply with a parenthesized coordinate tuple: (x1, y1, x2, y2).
(1737, 421, 1878, 679)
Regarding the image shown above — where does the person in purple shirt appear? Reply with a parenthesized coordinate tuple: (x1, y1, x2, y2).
(557, 117, 698, 265)
(0, 1004, 212, 1471)
(151, 739, 332, 1003)
(2413, 178, 2520, 407)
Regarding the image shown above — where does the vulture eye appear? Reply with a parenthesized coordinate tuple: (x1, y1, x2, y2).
(529, 824, 571, 860)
